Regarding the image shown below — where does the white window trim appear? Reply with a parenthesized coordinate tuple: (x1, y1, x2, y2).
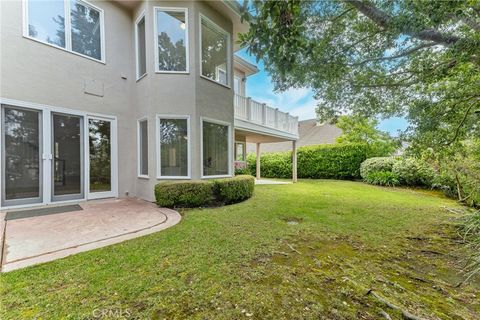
(200, 117, 233, 179)
(22, 0, 106, 64)
(0, 97, 118, 210)
(153, 7, 189, 74)
(137, 117, 149, 179)
(234, 75, 244, 95)
(156, 114, 191, 180)
(135, 11, 147, 81)
(235, 141, 246, 162)
(199, 14, 231, 88)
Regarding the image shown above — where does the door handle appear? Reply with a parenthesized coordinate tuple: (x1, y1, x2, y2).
(42, 154, 53, 160)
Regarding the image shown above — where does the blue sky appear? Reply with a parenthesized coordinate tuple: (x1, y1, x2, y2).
(235, 49, 409, 136)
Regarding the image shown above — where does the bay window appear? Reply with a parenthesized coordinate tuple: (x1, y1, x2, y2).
(200, 15, 230, 86)
(154, 7, 188, 73)
(202, 119, 231, 177)
(25, 0, 104, 62)
(158, 116, 190, 178)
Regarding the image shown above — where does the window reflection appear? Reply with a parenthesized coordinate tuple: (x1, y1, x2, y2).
(156, 9, 187, 72)
(160, 119, 188, 177)
(89, 119, 111, 192)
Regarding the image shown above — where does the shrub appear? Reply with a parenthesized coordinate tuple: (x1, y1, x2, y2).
(213, 175, 255, 204)
(392, 158, 435, 187)
(364, 171, 400, 187)
(155, 180, 213, 208)
(155, 176, 255, 208)
(360, 157, 398, 179)
(234, 167, 249, 175)
(247, 143, 370, 180)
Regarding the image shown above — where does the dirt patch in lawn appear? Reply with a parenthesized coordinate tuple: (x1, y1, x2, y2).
(244, 229, 480, 320)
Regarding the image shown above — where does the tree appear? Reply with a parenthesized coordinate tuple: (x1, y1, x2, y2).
(239, 0, 480, 152)
(334, 115, 399, 156)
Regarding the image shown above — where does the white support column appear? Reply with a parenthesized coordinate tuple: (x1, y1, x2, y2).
(256, 142, 261, 180)
(292, 140, 298, 183)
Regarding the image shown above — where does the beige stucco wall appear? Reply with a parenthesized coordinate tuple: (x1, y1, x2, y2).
(1, 0, 236, 204)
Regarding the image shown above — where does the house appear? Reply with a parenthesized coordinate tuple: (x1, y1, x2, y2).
(0, 0, 298, 210)
(246, 119, 342, 154)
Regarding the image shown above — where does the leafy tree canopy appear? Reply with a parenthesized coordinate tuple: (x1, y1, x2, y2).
(335, 115, 399, 156)
(239, 0, 480, 153)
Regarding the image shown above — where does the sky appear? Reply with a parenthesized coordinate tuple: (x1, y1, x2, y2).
(235, 48, 409, 136)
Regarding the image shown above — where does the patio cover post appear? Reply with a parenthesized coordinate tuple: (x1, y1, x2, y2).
(292, 140, 298, 182)
(256, 142, 261, 180)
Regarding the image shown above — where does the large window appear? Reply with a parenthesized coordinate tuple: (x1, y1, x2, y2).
(200, 15, 230, 86)
(235, 142, 245, 162)
(202, 120, 231, 177)
(158, 116, 190, 178)
(138, 119, 148, 177)
(25, 0, 104, 62)
(154, 8, 188, 73)
(135, 13, 146, 79)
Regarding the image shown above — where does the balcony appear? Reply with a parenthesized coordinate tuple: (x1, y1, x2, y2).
(234, 93, 299, 138)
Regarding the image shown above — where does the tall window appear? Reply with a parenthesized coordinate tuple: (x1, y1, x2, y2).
(202, 120, 230, 177)
(235, 142, 245, 162)
(234, 76, 242, 95)
(25, 0, 104, 62)
(158, 117, 189, 178)
(155, 8, 188, 72)
(135, 14, 146, 79)
(200, 15, 230, 86)
(138, 120, 148, 177)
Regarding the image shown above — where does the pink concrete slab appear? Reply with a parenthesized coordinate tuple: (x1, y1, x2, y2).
(1, 198, 181, 272)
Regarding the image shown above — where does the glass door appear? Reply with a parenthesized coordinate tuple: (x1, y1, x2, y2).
(51, 113, 84, 201)
(87, 117, 116, 199)
(1, 105, 42, 207)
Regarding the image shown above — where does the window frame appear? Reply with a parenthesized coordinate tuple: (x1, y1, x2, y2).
(153, 7, 189, 74)
(199, 14, 231, 88)
(156, 114, 191, 180)
(135, 10, 147, 81)
(22, 0, 106, 64)
(137, 118, 149, 179)
(200, 117, 232, 179)
(235, 141, 246, 162)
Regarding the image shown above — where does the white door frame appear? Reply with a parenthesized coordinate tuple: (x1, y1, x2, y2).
(86, 115, 118, 200)
(0, 98, 118, 210)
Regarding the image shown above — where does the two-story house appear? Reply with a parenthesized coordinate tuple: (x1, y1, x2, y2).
(0, 0, 298, 210)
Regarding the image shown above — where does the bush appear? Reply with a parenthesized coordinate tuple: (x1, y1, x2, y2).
(364, 171, 400, 187)
(360, 157, 397, 179)
(155, 176, 255, 208)
(213, 175, 255, 204)
(234, 167, 249, 175)
(155, 180, 214, 208)
(392, 158, 435, 187)
(247, 143, 370, 180)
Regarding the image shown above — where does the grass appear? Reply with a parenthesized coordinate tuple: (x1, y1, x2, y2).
(1, 180, 479, 319)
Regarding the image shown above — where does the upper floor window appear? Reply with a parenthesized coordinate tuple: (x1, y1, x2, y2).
(200, 15, 230, 86)
(25, 0, 105, 62)
(154, 7, 188, 73)
(135, 13, 147, 79)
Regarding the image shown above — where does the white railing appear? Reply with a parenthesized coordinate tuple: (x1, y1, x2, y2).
(234, 93, 299, 135)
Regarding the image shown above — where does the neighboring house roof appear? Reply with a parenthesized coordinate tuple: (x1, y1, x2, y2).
(247, 119, 342, 154)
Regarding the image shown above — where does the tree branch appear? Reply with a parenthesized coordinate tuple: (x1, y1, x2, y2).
(343, 0, 461, 45)
(354, 42, 437, 66)
(447, 98, 479, 145)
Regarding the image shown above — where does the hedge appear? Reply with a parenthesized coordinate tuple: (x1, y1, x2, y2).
(213, 175, 255, 204)
(247, 143, 370, 180)
(155, 175, 255, 208)
(360, 157, 398, 179)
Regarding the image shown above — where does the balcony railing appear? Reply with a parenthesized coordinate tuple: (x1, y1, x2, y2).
(234, 93, 298, 135)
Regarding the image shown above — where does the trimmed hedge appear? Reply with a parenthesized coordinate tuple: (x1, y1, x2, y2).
(360, 157, 397, 179)
(247, 143, 370, 180)
(155, 175, 255, 208)
(213, 175, 255, 204)
(155, 180, 213, 208)
(392, 158, 435, 187)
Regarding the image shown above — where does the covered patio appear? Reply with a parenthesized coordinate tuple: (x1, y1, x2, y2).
(0, 198, 181, 272)
(234, 129, 298, 182)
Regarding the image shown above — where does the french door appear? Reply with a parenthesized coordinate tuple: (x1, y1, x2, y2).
(1, 102, 117, 208)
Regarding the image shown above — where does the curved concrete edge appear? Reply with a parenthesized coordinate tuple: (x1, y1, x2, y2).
(2, 207, 181, 273)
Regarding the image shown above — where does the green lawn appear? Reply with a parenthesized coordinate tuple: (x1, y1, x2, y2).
(1, 180, 479, 319)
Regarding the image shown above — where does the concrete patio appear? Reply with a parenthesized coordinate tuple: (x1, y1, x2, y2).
(0, 198, 181, 272)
